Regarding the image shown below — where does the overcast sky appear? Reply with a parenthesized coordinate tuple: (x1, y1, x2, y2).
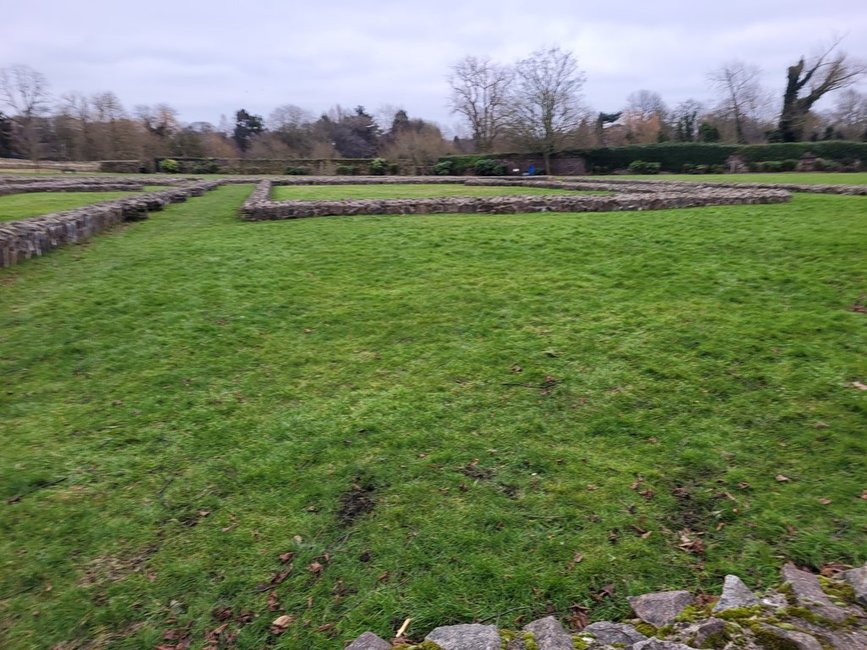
(3, 0, 866, 134)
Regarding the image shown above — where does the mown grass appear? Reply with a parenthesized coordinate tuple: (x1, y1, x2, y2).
(621, 172, 867, 184)
(270, 184, 582, 200)
(0, 184, 865, 649)
(0, 188, 168, 221)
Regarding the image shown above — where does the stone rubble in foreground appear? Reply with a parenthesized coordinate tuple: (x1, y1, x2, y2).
(345, 563, 867, 650)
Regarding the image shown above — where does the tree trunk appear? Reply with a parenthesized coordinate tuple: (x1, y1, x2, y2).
(778, 61, 805, 142)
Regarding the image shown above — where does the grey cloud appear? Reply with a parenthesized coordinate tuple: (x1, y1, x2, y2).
(1, 0, 865, 129)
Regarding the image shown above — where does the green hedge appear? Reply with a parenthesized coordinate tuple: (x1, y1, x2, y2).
(575, 144, 738, 173)
(735, 141, 867, 163)
(438, 142, 867, 174)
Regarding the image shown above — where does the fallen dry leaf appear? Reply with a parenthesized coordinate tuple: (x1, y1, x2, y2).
(819, 498, 832, 505)
(278, 551, 294, 564)
(775, 474, 790, 483)
(267, 591, 280, 612)
(678, 531, 706, 555)
(861, 490, 867, 500)
(212, 607, 233, 621)
(315, 623, 335, 633)
(307, 561, 324, 575)
(852, 381, 867, 391)
(270, 615, 295, 635)
(819, 562, 852, 577)
(565, 603, 590, 631)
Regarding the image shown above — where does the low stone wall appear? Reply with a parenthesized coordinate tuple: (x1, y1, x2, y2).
(239, 179, 790, 221)
(271, 176, 489, 186)
(559, 176, 867, 196)
(345, 563, 867, 649)
(0, 181, 221, 268)
(0, 181, 147, 196)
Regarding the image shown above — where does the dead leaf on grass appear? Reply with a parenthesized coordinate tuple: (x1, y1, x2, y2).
(565, 603, 590, 631)
(267, 591, 280, 612)
(818, 497, 832, 505)
(851, 381, 867, 391)
(307, 561, 324, 576)
(270, 615, 295, 635)
(775, 474, 791, 483)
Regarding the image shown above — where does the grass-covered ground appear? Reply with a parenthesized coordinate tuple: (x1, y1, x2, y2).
(1, 184, 865, 649)
(0, 188, 168, 221)
(270, 184, 582, 200)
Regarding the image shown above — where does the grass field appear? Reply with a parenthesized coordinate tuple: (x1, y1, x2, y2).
(270, 184, 584, 200)
(0, 188, 168, 221)
(1, 183, 865, 649)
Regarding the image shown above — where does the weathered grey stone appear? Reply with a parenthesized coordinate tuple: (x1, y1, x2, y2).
(628, 590, 694, 627)
(819, 629, 867, 650)
(787, 616, 867, 650)
(758, 624, 823, 650)
(690, 618, 726, 647)
(425, 624, 500, 650)
(713, 574, 759, 612)
(760, 592, 789, 609)
(583, 621, 647, 645)
(345, 631, 391, 650)
(781, 563, 849, 622)
(522, 617, 572, 650)
(631, 639, 697, 650)
(843, 564, 867, 606)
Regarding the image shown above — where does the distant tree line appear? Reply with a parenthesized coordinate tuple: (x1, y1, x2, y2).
(0, 38, 864, 166)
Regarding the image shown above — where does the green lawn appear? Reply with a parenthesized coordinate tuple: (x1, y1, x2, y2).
(0, 188, 168, 221)
(1, 185, 865, 649)
(619, 172, 867, 184)
(271, 183, 582, 200)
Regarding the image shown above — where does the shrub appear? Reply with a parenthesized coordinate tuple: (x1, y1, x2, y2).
(628, 160, 661, 174)
(709, 164, 725, 174)
(335, 164, 359, 175)
(473, 159, 507, 176)
(159, 159, 180, 173)
(368, 158, 389, 175)
(433, 160, 454, 176)
(781, 159, 798, 171)
(191, 160, 220, 174)
(813, 158, 842, 172)
(284, 166, 310, 175)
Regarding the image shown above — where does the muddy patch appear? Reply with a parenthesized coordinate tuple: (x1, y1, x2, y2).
(337, 475, 377, 527)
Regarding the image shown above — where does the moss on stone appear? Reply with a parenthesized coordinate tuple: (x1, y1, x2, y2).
(571, 635, 589, 650)
(818, 576, 856, 604)
(753, 627, 804, 650)
(675, 603, 713, 623)
(698, 631, 729, 649)
(715, 605, 763, 622)
(633, 622, 657, 637)
(522, 631, 538, 650)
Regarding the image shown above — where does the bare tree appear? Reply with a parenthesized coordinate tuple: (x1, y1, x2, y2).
(709, 61, 766, 144)
(626, 90, 667, 121)
(832, 89, 867, 140)
(778, 39, 866, 141)
(670, 100, 704, 142)
(0, 64, 50, 161)
(624, 90, 668, 143)
(508, 46, 585, 173)
(448, 55, 513, 152)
